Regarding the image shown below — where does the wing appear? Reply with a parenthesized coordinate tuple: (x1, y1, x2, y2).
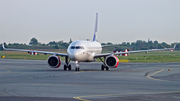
(94, 47, 175, 58)
(2, 43, 68, 57)
(101, 44, 119, 47)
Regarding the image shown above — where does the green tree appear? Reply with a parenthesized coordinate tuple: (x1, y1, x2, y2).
(121, 42, 126, 46)
(162, 42, 170, 48)
(54, 45, 59, 49)
(101, 43, 106, 45)
(29, 38, 38, 45)
(107, 42, 112, 45)
(69, 39, 73, 44)
(136, 40, 145, 49)
(0, 44, 2, 51)
(127, 42, 130, 46)
(149, 45, 155, 49)
(148, 41, 153, 44)
(154, 41, 158, 45)
(131, 42, 136, 46)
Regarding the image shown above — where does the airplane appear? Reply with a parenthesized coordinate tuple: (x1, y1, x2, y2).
(2, 13, 176, 71)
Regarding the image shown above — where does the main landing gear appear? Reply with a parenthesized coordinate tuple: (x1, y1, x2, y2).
(99, 57, 109, 71)
(64, 56, 71, 71)
(63, 57, 80, 71)
(101, 65, 109, 71)
(64, 65, 71, 70)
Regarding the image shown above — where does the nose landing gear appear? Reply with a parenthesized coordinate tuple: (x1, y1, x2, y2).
(64, 57, 80, 71)
(75, 61, 80, 71)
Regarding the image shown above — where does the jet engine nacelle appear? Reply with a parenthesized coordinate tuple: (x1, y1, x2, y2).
(105, 55, 119, 68)
(47, 55, 61, 68)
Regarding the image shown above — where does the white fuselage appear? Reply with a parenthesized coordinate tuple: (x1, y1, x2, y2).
(67, 41, 102, 62)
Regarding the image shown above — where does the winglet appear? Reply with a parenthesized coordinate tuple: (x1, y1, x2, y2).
(2, 37, 5, 49)
(93, 13, 98, 41)
(173, 43, 177, 49)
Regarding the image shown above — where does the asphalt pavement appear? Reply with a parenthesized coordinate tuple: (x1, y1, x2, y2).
(0, 59, 180, 101)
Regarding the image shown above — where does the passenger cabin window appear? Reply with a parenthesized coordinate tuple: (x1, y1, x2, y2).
(70, 46, 84, 49)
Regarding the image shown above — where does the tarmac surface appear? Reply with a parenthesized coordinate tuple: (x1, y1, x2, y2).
(0, 59, 180, 101)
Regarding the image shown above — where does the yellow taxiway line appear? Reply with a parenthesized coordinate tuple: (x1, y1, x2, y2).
(145, 69, 169, 81)
(74, 91, 180, 101)
(74, 69, 178, 101)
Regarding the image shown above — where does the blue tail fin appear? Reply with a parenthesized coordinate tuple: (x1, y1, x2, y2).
(93, 13, 98, 41)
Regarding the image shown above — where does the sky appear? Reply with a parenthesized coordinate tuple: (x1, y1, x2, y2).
(0, 0, 180, 44)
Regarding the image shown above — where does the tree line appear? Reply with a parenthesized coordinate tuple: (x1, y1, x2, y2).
(1, 38, 180, 51)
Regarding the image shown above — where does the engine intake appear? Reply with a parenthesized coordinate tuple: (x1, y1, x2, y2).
(105, 55, 119, 68)
(47, 55, 61, 68)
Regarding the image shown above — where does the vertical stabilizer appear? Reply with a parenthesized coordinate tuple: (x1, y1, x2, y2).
(93, 13, 98, 41)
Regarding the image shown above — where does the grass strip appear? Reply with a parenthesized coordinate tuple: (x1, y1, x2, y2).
(1, 51, 180, 63)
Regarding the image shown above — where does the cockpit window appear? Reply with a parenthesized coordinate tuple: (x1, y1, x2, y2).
(76, 46, 84, 49)
(70, 46, 75, 49)
(70, 46, 84, 49)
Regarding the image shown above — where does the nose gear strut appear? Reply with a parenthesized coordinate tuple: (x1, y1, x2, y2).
(75, 61, 80, 71)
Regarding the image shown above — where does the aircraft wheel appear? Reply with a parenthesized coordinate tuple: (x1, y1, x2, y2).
(101, 65, 104, 71)
(106, 67, 109, 71)
(64, 65, 67, 71)
(75, 67, 78, 71)
(68, 65, 71, 70)
(75, 67, 80, 71)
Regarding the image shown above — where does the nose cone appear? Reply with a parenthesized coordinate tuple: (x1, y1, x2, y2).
(68, 50, 83, 61)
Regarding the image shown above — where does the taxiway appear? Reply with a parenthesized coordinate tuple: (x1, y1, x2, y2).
(0, 59, 180, 101)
